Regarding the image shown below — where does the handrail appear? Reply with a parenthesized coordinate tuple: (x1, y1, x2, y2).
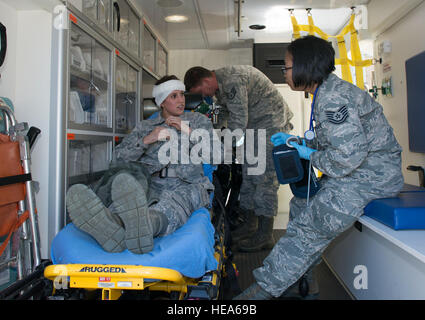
(0, 104, 17, 130)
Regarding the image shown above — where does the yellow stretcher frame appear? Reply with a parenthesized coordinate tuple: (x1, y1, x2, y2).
(44, 212, 229, 300)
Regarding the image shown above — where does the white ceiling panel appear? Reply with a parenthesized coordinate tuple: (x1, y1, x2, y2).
(135, 0, 371, 50)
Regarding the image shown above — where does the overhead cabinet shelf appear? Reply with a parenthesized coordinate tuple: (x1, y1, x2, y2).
(65, 0, 168, 80)
(68, 19, 114, 131)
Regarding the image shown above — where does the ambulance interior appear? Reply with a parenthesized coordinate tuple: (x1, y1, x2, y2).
(0, 0, 424, 300)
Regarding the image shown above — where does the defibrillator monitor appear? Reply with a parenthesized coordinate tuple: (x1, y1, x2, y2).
(272, 144, 304, 185)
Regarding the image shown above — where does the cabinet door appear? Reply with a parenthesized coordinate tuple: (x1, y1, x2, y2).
(66, 134, 113, 224)
(143, 25, 156, 73)
(82, 0, 97, 21)
(157, 43, 168, 78)
(69, 22, 113, 131)
(128, 6, 140, 57)
(92, 39, 112, 127)
(113, 0, 128, 48)
(98, 0, 112, 33)
(113, 0, 140, 57)
(66, 135, 112, 187)
(68, 0, 112, 34)
(115, 56, 138, 133)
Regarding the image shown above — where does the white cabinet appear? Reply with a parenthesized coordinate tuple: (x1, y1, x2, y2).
(69, 21, 113, 131)
(113, 0, 140, 57)
(68, 0, 112, 34)
(323, 216, 425, 299)
(49, 1, 169, 245)
(115, 55, 138, 133)
(49, 5, 142, 238)
(143, 23, 156, 74)
(157, 42, 168, 78)
(67, 135, 113, 186)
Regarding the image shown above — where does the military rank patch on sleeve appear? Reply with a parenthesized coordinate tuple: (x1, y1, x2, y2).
(325, 105, 349, 124)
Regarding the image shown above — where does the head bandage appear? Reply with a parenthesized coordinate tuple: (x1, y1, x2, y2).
(152, 80, 186, 106)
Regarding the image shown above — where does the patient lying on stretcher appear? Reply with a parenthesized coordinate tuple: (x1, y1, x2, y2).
(66, 76, 219, 254)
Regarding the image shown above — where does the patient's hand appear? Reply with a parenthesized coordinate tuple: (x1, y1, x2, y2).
(165, 116, 191, 135)
(143, 126, 171, 145)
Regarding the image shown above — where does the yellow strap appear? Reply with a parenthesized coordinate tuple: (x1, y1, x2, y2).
(336, 14, 355, 38)
(351, 33, 364, 89)
(308, 14, 329, 40)
(294, 14, 354, 40)
(291, 14, 301, 39)
(290, 12, 373, 89)
(308, 14, 315, 35)
(336, 35, 353, 84)
(333, 13, 355, 85)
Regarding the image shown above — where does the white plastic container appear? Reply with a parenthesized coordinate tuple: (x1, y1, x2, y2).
(69, 91, 85, 124)
(70, 46, 86, 72)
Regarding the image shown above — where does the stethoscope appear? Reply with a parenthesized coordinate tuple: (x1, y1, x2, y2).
(305, 85, 320, 142)
(285, 85, 320, 206)
(305, 85, 320, 205)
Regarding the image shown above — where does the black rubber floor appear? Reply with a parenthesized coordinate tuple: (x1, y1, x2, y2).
(231, 229, 352, 300)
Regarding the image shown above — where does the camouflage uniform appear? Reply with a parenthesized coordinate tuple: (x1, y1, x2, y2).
(253, 74, 404, 297)
(214, 65, 293, 217)
(114, 111, 216, 235)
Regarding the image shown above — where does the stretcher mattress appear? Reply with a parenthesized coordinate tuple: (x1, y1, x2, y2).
(51, 208, 218, 278)
(363, 191, 425, 230)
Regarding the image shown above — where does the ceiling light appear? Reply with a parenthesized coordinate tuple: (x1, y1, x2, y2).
(164, 15, 188, 23)
(156, 0, 183, 8)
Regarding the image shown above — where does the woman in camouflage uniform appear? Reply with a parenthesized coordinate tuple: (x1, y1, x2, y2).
(66, 76, 216, 255)
(235, 36, 403, 299)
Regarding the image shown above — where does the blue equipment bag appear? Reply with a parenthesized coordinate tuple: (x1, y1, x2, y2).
(290, 158, 321, 199)
(272, 144, 321, 198)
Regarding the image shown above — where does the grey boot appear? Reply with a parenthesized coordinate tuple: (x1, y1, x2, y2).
(149, 209, 168, 237)
(231, 209, 258, 242)
(66, 184, 126, 253)
(111, 172, 153, 254)
(279, 271, 320, 300)
(233, 283, 273, 300)
(237, 216, 275, 252)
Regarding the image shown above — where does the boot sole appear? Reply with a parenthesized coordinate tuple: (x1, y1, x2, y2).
(231, 226, 258, 243)
(111, 173, 152, 254)
(66, 184, 125, 253)
(237, 241, 275, 253)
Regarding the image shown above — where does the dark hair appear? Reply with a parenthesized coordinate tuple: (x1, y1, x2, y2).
(155, 75, 179, 86)
(184, 66, 213, 90)
(287, 35, 336, 89)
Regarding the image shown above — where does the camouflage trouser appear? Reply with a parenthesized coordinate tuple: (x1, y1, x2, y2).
(239, 127, 282, 217)
(252, 180, 399, 297)
(149, 177, 211, 235)
(92, 162, 211, 236)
